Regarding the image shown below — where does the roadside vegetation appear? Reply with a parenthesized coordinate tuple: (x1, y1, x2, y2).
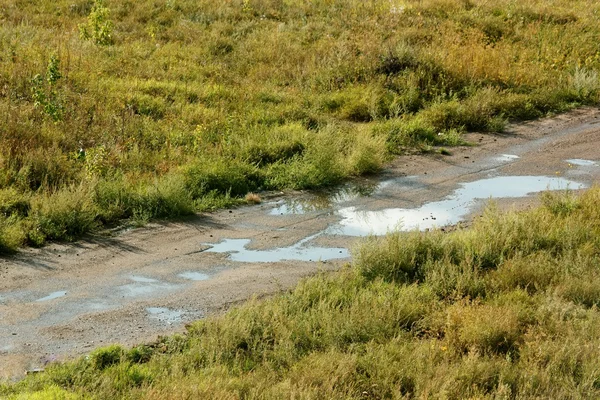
(3, 187, 600, 398)
(1, 0, 599, 252)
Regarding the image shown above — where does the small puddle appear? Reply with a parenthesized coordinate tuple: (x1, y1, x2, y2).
(119, 277, 178, 297)
(0, 344, 15, 353)
(130, 276, 158, 283)
(204, 234, 349, 263)
(146, 307, 184, 324)
(497, 154, 520, 162)
(329, 175, 586, 236)
(36, 291, 67, 302)
(566, 159, 597, 167)
(269, 181, 380, 215)
(178, 271, 210, 281)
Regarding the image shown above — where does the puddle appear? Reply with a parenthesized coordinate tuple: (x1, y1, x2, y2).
(269, 181, 380, 215)
(146, 307, 184, 324)
(0, 343, 14, 353)
(130, 276, 158, 283)
(566, 159, 597, 167)
(79, 300, 112, 312)
(178, 271, 210, 281)
(36, 291, 67, 302)
(211, 175, 586, 261)
(269, 199, 320, 215)
(119, 277, 178, 297)
(204, 233, 349, 263)
(497, 154, 520, 162)
(329, 176, 586, 236)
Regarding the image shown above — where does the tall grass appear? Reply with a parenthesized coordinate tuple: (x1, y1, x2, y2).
(1, 0, 600, 251)
(4, 188, 600, 398)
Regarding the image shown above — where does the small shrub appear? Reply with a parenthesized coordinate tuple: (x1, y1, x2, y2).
(0, 188, 30, 217)
(559, 277, 600, 308)
(127, 345, 154, 364)
(445, 303, 523, 355)
(570, 68, 600, 101)
(185, 158, 263, 197)
(89, 345, 124, 370)
(354, 230, 446, 283)
(79, 0, 114, 45)
(491, 254, 558, 294)
(346, 130, 387, 175)
(0, 216, 26, 254)
(542, 190, 581, 216)
(32, 185, 98, 242)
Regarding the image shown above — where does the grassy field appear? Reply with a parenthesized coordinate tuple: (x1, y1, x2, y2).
(0, 0, 599, 252)
(3, 187, 600, 398)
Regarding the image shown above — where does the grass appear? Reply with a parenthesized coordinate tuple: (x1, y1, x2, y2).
(3, 187, 600, 398)
(0, 0, 599, 252)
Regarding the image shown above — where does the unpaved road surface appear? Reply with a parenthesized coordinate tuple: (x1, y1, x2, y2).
(1, 107, 600, 379)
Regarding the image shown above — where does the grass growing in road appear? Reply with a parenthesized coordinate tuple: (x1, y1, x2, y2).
(1, 0, 600, 251)
(4, 188, 600, 398)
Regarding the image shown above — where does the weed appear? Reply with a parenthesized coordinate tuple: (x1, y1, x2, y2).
(79, 0, 114, 45)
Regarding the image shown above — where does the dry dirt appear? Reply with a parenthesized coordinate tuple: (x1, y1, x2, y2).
(1, 107, 600, 379)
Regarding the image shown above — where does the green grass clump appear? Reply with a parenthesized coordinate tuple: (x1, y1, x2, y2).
(1, 0, 600, 252)
(5, 188, 600, 398)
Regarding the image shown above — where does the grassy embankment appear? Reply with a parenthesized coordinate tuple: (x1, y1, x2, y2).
(3, 186, 600, 398)
(1, 0, 599, 252)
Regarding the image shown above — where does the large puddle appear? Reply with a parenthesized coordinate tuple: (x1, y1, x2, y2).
(204, 233, 349, 262)
(329, 176, 586, 236)
(207, 175, 586, 262)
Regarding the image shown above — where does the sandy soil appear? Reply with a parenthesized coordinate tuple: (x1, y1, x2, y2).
(1, 107, 600, 379)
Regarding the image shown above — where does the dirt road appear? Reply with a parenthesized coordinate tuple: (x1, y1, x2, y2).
(1, 107, 600, 379)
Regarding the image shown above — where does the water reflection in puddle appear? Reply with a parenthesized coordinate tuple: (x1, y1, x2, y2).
(204, 233, 349, 262)
(36, 291, 67, 302)
(330, 176, 586, 236)
(566, 159, 597, 167)
(269, 181, 380, 215)
(178, 271, 210, 281)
